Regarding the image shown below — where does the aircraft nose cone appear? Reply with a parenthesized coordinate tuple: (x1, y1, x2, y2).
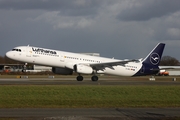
(6, 51, 12, 58)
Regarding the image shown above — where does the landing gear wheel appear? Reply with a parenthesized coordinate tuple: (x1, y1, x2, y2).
(91, 75, 98, 81)
(77, 75, 83, 81)
(22, 69, 26, 72)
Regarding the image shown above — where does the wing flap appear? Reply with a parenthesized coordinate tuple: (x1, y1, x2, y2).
(89, 59, 138, 71)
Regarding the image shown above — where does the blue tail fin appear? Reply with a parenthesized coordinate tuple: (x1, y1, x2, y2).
(142, 43, 165, 67)
(133, 43, 165, 76)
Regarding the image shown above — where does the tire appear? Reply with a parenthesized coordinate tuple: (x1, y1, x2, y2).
(91, 75, 98, 81)
(77, 75, 83, 81)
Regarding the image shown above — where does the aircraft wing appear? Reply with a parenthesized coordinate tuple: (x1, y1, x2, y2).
(149, 66, 180, 72)
(89, 59, 138, 70)
(159, 66, 180, 70)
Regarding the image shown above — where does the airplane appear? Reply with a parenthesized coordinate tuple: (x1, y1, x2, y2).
(6, 43, 165, 81)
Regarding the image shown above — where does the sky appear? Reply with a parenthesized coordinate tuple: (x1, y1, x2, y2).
(0, 0, 180, 60)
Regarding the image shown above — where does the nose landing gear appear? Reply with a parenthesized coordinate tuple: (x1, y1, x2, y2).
(22, 63, 27, 72)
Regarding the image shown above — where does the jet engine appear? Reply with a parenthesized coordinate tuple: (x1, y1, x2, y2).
(52, 67, 73, 75)
(74, 64, 93, 74)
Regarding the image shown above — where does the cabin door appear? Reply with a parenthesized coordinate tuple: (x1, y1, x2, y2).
(60, 53, 65, 63)
(26, 46, 31, 57)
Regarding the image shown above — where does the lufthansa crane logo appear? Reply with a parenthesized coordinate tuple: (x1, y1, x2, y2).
(150, 53, 160, 65)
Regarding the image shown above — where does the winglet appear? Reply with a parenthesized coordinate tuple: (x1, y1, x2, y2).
(142, 43, 165, 67)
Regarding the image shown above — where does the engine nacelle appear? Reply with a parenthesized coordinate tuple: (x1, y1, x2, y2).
(52, 67, 73, 75)
(74, 64, 93, 74)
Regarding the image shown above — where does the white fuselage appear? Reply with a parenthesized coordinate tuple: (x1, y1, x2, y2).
(6, 46, 143, 76)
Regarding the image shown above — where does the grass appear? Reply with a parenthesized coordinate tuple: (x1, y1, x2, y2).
(0, 85, 180, 108)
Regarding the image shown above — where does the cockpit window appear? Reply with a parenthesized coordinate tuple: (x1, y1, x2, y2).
(12, 49, 21, 52)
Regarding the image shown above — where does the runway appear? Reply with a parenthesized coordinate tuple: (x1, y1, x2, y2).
(0, 76, 179, 85)
(0, 76, 180, 120)
(0, 108, 180, 120)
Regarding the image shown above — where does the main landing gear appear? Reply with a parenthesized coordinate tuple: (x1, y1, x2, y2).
(91, 75, 98, 81)
(76, 75, 99, 81)
(76, 75, 83, 81)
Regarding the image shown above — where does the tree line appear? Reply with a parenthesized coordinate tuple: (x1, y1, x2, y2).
(0, 55, 179, 66)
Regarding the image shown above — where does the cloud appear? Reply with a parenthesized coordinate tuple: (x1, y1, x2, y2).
(116, 0, 180, 21)
(0, 0, 180, 61)
(0, 0, 102, 17)
(28, 11, 95, 29)
(167, 28, 180, 39)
